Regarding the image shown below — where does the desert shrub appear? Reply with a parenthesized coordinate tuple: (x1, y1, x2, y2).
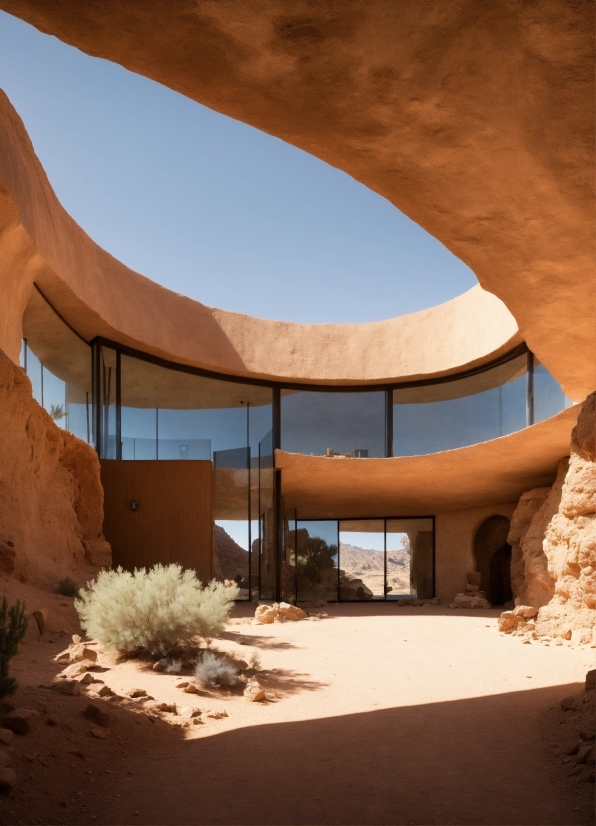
(56, 577, 79, 597)
(164, 658, 182, 674)
(195, 651, 239, 687)
(75, 564, 239, 657)
(0, 598, 28, 699)
(248, 650, 261, 671)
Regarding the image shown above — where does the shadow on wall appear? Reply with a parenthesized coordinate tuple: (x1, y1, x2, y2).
(474, 515, 513, 606)
(100, 683, 585, 826)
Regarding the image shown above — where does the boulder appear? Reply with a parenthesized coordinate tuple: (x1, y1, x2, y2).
(254, 605, 278, 624)
(49, 680, 81, 696)
(127, 688, 147, 698)
(498, 611, 527, 632)
(586, 670, 596, 691)
(0, 767, 17, 792)
(560, 696, 576, 711)
(278, 603, 307, 621)
(61, 659, 96, 678)
(1, 709, 39, 734)
(83, 704, 110, 727)
(0, 729, 13, 746)
(513, 605, 538, 619)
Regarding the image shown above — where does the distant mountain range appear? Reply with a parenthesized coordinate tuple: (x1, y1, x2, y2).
(339, 543, 409, 574)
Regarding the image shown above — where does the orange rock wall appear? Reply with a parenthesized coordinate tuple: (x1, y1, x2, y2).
(0, 348, 111, 588)
(509, 393, 596, 641)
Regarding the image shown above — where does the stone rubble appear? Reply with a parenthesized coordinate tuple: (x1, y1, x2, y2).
(449, 572, 491, 609)
(253, 602, 308, 624)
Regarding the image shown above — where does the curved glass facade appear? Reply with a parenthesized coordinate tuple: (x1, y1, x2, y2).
(19, 290, 573, 602)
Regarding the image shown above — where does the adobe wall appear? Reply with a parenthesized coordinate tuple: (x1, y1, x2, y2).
(434, 502, 517, 601)
(0, 347, 111, 589)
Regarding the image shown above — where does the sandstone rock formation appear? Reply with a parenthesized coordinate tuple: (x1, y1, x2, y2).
(506, 393, 596, 642)
(0, 349, 111, 588)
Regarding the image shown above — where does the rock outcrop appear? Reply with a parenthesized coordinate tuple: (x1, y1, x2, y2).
(506, 393, 596, 642)
(0, 349, 111, 587)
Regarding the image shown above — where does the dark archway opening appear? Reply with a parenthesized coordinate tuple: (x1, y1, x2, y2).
(473, 516, 513, 606)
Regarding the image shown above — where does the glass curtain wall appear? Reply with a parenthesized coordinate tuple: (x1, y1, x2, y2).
(96, 349, 273, 600)
(392, 353, 528, 455)
(533, 356, 573, 423)
(20, 290, 92, 444)
(293, 517, 434, 601)
(281, 389, 387, 457)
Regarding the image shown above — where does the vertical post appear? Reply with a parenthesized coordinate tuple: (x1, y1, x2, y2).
(116, 350, 122, 460)
(91, 340, 101, 455)
(385, 388, 393, 457)
(527, 350, 534, 426)
(247, 403, 252, 602)
(155, 408, 159, 459)
(383, 518, 387, 601)
(272, 387, 282, 602)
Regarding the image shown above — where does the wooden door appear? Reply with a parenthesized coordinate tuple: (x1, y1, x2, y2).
(100, 460, 213, 584)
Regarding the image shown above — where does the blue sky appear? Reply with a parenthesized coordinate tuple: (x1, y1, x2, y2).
(0, 11, 476, 324)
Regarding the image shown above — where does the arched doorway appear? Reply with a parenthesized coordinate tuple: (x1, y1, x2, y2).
(473, 516, 513, 606)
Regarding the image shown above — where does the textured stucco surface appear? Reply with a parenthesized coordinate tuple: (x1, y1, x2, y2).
(0, 1, 593, 398)
(277, 404, 580, 518)
(0, 92, 521, 386)
(0, 349, 111, 587)
(434, 504, 516, 601)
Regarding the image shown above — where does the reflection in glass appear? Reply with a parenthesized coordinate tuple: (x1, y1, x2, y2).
(393, 354, 528, 455)
(295, 520, 339, 602)
(533, 359, 572, 424)
(386, 518, 434, 600)
(281, 390, 386, 457)
(99, 346, 118, 458)
(339, 520, 385, 599)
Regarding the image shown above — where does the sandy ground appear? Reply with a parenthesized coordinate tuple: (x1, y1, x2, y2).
(0, 580, 594, 825)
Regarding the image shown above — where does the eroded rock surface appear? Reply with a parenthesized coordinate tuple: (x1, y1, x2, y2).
(0, 349, 111, 587)
(506, 393, 596, 642)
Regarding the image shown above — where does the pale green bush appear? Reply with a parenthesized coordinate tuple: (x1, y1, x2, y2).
(195, 651, 239, 687)
(75, 564, 238, 657)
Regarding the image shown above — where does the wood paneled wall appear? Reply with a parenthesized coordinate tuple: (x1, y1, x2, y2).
(100, 460, 213, 584)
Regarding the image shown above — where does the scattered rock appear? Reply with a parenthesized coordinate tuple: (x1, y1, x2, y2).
(576, 745, 595, 765)
(146, 702, 176, 713)
(585, 670, 596, 691)
(278, 602, 307, 621)
(175, 681, 189, 689)
(127, 688, 147, 699)
(0, 729, 13, 745)
(45, 717, 57, 727)
(90, 726, 107, 739)
(178, 706, 201, 719)
(48, 680, 81, 696)
(61, 660, 96, 678)
(451, 593, 491, 609)
(72, 634, 81, 644)
(254, 605, 277, 625)
(0, 709, 39, 735)
(206, 710, 228, 719)
(95, 685, 112, 698)
(0, 767, 17, 792)
(152, 660, 163, 672)
(560, 696, 576, 711)
(83, 704, 110, 727)
(79, 673, 95, 685)
(244, 678, 267, 702)
(498, 611, 527, 632)
(513, 605, 538, 619)
(184, 683, 198, 694)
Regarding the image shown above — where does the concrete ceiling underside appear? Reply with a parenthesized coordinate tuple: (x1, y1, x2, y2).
(276, 405, 580, 518)
(0, 0, 593, 399)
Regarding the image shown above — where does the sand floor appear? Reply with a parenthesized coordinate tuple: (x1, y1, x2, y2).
(1, 590, 595, 825)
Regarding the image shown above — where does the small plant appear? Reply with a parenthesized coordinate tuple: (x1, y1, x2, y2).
(0, 598, 29, 699)
(164, 658, 182, 674)
(56, 577, 79, 597)
(248, 650, 261, 671)
(195, 651, 239, 688)
(75, 564, 238, 657)
(49, 404, 66, 422)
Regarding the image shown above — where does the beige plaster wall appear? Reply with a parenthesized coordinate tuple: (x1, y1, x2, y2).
(434, 503, 517, 601)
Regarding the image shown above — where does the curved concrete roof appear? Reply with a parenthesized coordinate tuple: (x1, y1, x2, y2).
(0, 1, 593, 399)
(0, 91, 520, 387)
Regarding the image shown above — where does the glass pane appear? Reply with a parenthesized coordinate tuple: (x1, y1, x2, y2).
(281, 390, 386, 457)
(121, 407, 157, 459)
(214, 520, 250, 598)
(533, 359, 572, 423)
(393, 354, 528, 455)
(258, 429, 275, 600)
(386, 518, 434, 600)
(295, 520, 338, 602)
(281, 510, 297, 603)
(339, 519, 385, 600)
(21, 289, 92, 443)
(100, 347, 118, 458)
